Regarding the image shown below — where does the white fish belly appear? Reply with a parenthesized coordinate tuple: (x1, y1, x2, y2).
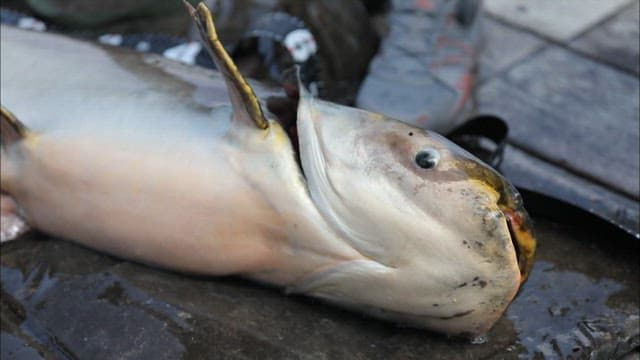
(2, 134, 287, 275)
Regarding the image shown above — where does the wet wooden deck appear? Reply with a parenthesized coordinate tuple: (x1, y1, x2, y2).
(477, 0, 639, 236)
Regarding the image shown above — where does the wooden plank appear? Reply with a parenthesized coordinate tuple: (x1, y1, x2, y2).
(478, 17, 545, 81)
(500, 145, 640, 236)
(484, 0, 632, 42)
(571, 1, 640, 74)
(478, 49, 640, 199)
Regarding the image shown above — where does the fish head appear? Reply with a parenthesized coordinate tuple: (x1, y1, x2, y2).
(297, 90, 535, 335)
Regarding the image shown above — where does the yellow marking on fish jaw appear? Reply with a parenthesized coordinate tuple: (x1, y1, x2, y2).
(185, 1, 268, 130)
(469, 178, 500, 199)
(468, 178, 536, 283)
(460, 160, 536, 285)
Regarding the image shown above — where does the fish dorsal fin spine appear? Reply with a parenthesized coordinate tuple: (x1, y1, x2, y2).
(0, 106, 28, 147)
(185, 1, 269, 130)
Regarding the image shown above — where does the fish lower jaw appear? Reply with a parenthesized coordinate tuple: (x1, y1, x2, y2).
(302, 285, 518, 337)
(285, 256, 520, 336)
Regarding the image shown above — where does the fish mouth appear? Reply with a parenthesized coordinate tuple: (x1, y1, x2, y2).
(498, 188, 536, 284)
(453, 154, 536, 284)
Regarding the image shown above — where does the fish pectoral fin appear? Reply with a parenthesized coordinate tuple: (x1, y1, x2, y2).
(1, 106, 28, 147)
(184, 1, 269, 130)
(1, 193, 30, 243)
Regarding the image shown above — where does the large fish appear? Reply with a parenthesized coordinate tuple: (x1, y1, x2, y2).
(0, 3, 535, 337)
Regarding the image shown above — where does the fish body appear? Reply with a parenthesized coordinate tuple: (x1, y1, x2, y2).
(1, 24, 352, 285)
(0, 4, 535, 337)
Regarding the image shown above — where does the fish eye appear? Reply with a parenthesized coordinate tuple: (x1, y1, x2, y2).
(415, 148, 440, 169)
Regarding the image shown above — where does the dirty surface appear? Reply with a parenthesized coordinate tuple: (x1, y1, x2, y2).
(1, 215, 638, 359)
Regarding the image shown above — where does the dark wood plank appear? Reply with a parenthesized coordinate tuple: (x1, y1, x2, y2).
(500, 145, 640, 236)
(478, 17, 545, 81)
(484, 0, 632, 42)
(571, 1, 640, 74)
(478, 50, 640, 199)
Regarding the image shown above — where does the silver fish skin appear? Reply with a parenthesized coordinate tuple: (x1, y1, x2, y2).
(0, 16, 534, 337)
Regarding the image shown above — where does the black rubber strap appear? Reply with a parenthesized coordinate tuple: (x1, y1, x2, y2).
(519, 188, 638, 241)
(446, 115, 509, 169)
